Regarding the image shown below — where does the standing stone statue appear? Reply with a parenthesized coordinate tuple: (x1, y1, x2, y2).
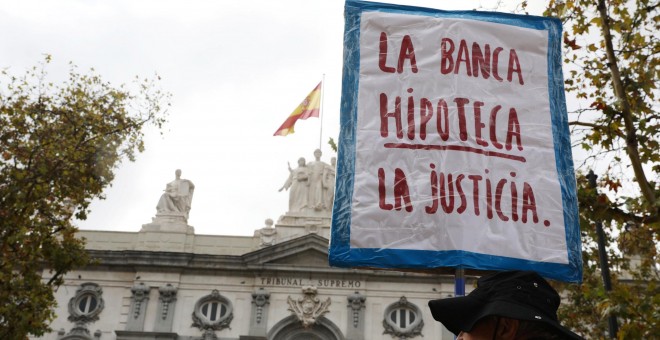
(279, 158, 310, 213)
(323, 157, 336, 212)
(156, 169, 195, 221)
(307, 149, 330, 211)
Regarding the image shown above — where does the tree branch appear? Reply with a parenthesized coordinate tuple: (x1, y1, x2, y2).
(597, 0, 657, 210)
(569, 120, 626, 138)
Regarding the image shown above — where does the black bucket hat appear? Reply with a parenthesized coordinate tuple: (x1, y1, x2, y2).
(428, 270, 582, 339)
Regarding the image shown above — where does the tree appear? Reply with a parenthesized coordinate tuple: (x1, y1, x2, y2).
(542, 0, 659, 338)
(0, 56, 169, 339)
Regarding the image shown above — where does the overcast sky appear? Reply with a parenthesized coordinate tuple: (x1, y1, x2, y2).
(0, 0, 548, 236)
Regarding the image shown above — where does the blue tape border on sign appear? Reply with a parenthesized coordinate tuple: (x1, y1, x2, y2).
(329, 0, 582, 283)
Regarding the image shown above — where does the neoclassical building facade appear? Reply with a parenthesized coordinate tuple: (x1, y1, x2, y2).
(36, 160, 460, 340)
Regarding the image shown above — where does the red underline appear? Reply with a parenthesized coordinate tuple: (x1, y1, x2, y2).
(383, 143, 527, 163)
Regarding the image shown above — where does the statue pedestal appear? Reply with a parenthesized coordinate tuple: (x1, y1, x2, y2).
(274, 212, 331, 242)
(277, 211, 331, 228)
(136, 214, 195, 252)
(141, 213, 194, 234)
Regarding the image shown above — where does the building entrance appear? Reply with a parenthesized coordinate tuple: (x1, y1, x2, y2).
(268, 315, 344, 340)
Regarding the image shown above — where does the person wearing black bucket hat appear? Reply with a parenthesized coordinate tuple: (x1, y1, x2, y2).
(428, 271, 583, 339)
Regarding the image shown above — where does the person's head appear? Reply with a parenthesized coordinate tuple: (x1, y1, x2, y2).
(175, 169, 182, 178)
(331, 157, 337, 166)
(428, 271, 582, 340)
(314, 148, 322, 160)
(298, 157, 306, 166)
(452, 315, 567, 339)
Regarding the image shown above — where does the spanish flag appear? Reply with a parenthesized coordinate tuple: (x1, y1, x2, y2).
(273, 81, 322, 136)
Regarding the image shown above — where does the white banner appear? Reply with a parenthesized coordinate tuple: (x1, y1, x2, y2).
(330, 0, 582, 283)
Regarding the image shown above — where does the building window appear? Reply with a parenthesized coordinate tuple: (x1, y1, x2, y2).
(68, 283, 104, 324)
(389, 307, 417, 329)
(192, 290, 233, 334)
(200, 300, 228, 322)
(77, 294, 99, 315)
(383, 296, 424, 339)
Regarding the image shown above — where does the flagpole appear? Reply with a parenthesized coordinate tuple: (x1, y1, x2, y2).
(453, 267, 466, 340)
(318, 74, 325, 150)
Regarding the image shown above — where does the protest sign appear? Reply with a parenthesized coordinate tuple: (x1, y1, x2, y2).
(329, 0, 582, 282)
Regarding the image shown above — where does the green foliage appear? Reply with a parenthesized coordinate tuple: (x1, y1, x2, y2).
(546, 0, 659, 214)
(0, 56, 169, 338)
(544, 1, 659, 338)
(556, 174, 660, 338)
(328, 137, 338, 153)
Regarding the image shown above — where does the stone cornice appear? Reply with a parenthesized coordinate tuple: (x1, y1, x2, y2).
(84, 234, 457, 284)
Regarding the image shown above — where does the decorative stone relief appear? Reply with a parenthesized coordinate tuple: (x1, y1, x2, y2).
(347, 291, 366, 327)
(252, 287, 270, 324)
(248, 287, 271, 337)
(346, 291, 367, 340)
(56, 325, 101, 340)
(191, 290, 233, 339)
(159, 283, 178, 320)
(126, 282, 150, 331)
(131, 283, 149, 319)
(61, 283, 104, 340)
(287, 286, 331, 328)
(258, 218, 277, 247)
(382, 296, 424, 339)
(153, 283, 178, 332)
(68, 282, 104, 324)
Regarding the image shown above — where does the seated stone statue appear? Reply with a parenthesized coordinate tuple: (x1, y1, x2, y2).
(156, 169, 195, 221)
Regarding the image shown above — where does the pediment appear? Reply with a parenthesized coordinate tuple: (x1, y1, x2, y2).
(243, 233, 331, 267)
(269, 248, 329, 266)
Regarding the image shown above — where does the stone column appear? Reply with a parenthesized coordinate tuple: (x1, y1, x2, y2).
(346, 291, 366, 340)
(126, 283, 150, 331)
